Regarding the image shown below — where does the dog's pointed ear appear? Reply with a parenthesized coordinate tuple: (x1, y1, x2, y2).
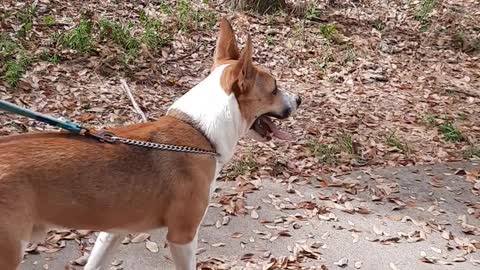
(213, 18, 240, 65)
(231, 35, 255, 93)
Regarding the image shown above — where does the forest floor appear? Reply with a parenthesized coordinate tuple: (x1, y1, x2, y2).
(1, 0, 479, 269)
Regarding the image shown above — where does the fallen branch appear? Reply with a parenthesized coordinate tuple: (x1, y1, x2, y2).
(120, 79, 147, 122)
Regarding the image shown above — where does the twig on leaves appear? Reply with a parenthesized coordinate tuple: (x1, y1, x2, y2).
(120, 79, 147, 122)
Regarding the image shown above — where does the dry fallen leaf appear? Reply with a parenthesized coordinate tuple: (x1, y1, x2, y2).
(334, 257, 348, 267)
(372, 225, 384, 236)
(231, 232, 243, 238)
(145, 240, 159, 253)
(389, 262, 400, 270)
(352, 232, 359, 243)
(111, 259, 123, 266)
(251, 209, 259, 219)
(131, 233, 150, 243)
(196, 248, 207, 255)
(222, 216, 230, 225)
(71, 254, 89, 266)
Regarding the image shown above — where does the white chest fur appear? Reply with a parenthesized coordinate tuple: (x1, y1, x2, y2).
(167, 65, 247, 165)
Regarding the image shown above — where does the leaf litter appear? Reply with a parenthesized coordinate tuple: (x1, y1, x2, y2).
(1, 0, 479, 269)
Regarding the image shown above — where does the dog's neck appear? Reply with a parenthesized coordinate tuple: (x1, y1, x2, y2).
(167, 64, 248, 165)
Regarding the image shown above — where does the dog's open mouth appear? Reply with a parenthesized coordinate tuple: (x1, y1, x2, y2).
(250, 115, 292, 141)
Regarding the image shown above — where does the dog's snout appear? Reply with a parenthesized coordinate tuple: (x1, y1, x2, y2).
(296, 96, 302, 107)
(281, 108, 292, 118)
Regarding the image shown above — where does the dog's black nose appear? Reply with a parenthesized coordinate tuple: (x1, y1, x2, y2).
(296, 96, 302, 107)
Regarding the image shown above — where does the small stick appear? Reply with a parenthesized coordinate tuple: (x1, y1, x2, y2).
(120, 79, 147, 122)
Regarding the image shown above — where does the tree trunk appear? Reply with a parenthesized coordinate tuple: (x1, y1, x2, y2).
(225, 0, 286, 14)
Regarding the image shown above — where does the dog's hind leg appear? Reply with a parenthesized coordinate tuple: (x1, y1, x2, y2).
(84, 232, 124, 270)
(0, 232, 23, 270)
(0, 207, 33, 270)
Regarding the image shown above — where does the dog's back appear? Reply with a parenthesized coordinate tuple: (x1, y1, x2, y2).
(0, 116, 216, 269)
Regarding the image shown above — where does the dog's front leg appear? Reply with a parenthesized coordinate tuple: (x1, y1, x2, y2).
(168, 233, 197, 270)
(167, 205, 205, 270)
(84, 232, 124, 270)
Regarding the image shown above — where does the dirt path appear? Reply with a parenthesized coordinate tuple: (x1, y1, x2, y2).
(20, 162, 480, 269)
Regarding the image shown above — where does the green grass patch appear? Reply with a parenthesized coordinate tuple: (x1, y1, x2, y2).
(5, 54, 31, 87)
(100, 19, 140, 65)
(438, 122, 464, 142)
(266, 13, 277, 26)
(464, 145, 480, 160)
(423, 114, 438, 127)
(343, 45, 356, 63)
(385, 131, 409, 153)
(338, 133, 354, 154)
(266, 33, 274, 46)
(456, 113, 467, 121)
(100, 19, 139, 52)
(39, 50, 60, 64)
(272, 158, 288, 176)
(306, 139, 340, 165)
(159, 2, 174, 15)
(44, 15, 56, 27)
(292, 21, 306, 41)
(473, 38, 480, 52)
(0, 35, 20, 58)
(313, 48, 334, 72)
(372, 18, 385, 31)
(453, 30, 480, 53)
(320, 24, 339, 42)
(59, 18, 95, 54)
(305, 3, 321, 21)
(0, 10, 13, 23)
(16, 3, 37, 37)
(176, 0, 217, 32)
(139, 13, 172, 51)
(414, 0, 437, 30)
(16, 3, 37, 23)
(454, 30, 467, 48)
(100, 14, 172, 65)
(227, 151, 257, 179)
(423, 115, 464, 142)
(1, 35, 30, 87)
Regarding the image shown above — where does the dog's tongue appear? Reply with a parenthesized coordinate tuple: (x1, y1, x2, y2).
(263, 117, 292, 140)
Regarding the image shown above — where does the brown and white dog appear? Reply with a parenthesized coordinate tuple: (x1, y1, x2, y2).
(0, 18, 300, 270)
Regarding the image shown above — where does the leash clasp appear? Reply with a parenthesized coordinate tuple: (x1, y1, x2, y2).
(85, 131, 118, 143)
(99, 132, 118, 143)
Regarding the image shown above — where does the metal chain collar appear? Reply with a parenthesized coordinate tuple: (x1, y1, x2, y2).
(89, 132, 218, 156)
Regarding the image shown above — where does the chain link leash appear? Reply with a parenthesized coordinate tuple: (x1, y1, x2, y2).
(0, 100, 218, 156)
(90, 132, 218, 156)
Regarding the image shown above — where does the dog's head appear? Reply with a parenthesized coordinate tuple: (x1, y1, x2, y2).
(213, 18, 301, 141)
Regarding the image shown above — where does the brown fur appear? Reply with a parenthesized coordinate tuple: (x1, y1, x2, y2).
(0, 116, 215, 268)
